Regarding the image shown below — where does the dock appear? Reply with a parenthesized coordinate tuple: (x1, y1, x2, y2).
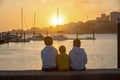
(0, 69, 120, 80)
(67, 37, 96, 40)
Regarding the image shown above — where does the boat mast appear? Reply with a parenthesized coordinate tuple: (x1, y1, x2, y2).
(21, 7, 23, 37)
(57, 8, 59, 37)
(21, 7, 26, 41)
(57, 8, 59, 28)
(33, 12, 36, 37)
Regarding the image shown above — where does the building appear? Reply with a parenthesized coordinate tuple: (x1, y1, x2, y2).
(110, 12, 120, 23)
(96, 14, 109, 23)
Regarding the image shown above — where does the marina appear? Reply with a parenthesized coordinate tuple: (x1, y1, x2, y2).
(0, 31, 96, 44)
(0, 0, 120, 80)
(0, 34, 117, 70)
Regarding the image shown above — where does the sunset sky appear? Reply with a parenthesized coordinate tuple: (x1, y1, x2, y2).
(0, 0, 120, 32)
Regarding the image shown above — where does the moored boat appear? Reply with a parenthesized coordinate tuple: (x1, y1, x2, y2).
(52, 34, 68, 40)
(10, 37, 30, 42)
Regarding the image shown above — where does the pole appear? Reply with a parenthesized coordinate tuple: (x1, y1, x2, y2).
(57, 8, 59, 27)
(16, 32, 18, 42)
(0, 33, 1, 40)
(24, 32, 25, 42)
(7, 32, 9, 44)
(21, 7, 23, 37)
(33, 12, 36, 37)
(93, 29, 95, 40)
(46, 31, 48, 36)
(117, 18, 120, 68)
(57, 8, 59, 39)
(76, 30, 78, 39)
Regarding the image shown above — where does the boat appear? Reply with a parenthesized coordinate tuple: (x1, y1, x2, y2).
(52, 34, 68, 40)
(10, 8, 30, 42)
(79, 37, 96, 40)
(1, 32, 19, 40)
(0, 39, 6, 44)
(28, 12, 44, 41)
(0, 32, 20, 44)
(29, 34, 44, 41)
(52, 9, 68, 41)
(10, 37, 30, 42)
(52, 30, 68, 41)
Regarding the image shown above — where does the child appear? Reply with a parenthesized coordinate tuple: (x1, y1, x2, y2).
(69, 39, 87, 70)
(56, 45, 70, 71)
(41, 36, 58, 71)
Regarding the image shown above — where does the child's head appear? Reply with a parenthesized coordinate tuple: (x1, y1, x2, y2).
(73, 39, 81, 47)
(44, 36, 53, 45)
(59, 45, 66, 53)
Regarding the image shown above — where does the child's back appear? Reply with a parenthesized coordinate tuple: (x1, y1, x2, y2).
(57, 53, 70, 70)
(56, 45, 70, 71)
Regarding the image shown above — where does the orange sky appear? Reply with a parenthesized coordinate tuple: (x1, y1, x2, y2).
(0, 0, 120, 32)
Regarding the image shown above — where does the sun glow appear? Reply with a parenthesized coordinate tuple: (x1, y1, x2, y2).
(51, 16, 64, 26)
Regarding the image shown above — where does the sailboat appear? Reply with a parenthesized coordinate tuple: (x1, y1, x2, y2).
(52, 8, 68, 40)
(0, 33, 6, 44)
(52, 31, 68, 40)
(29, 12, 44, 41)
(10, 8, 30, 42)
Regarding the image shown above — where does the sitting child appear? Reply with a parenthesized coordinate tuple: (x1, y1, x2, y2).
(69, 39, 87, 71)
(56, 45, 70, 71)
(41, 36, 58, 71)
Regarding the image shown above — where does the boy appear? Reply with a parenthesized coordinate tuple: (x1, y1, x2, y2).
(69, 39, 87, 70)
(41, 36, 58, 71)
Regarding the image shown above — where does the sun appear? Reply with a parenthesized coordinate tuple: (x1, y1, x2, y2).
(51, 16, 64, 26)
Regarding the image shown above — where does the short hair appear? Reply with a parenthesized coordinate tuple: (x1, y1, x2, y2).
(59, 45, 66, 53)
(73, 39, 81, 47)
(44, 36, 53, 45)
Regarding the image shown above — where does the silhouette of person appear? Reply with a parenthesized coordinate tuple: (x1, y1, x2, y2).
(69, 39, 87, 70)
(56, 45, 70, 71)
(41, 36, 58, 71)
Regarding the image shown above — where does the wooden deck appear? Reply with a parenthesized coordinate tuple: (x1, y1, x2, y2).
(0, 69, 120, 80)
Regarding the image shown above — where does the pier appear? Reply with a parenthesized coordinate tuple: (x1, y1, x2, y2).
(67, 37, 95, 40)
(0, 69, 120, 80)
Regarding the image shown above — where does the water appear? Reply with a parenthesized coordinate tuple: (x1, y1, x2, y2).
(0, 34, 117, 70)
